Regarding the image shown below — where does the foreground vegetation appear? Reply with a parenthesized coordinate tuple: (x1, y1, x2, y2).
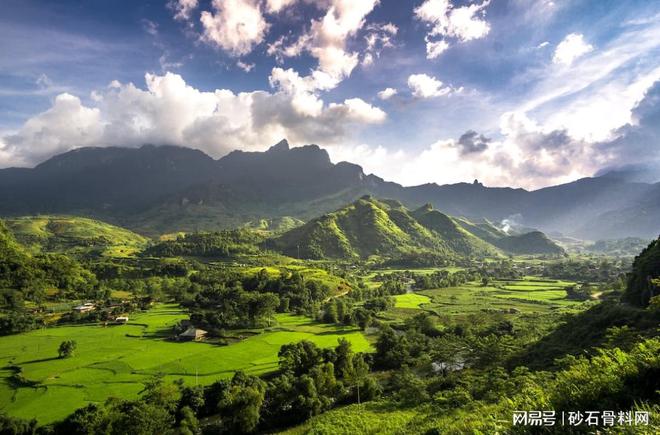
(0, 214, 658, 434)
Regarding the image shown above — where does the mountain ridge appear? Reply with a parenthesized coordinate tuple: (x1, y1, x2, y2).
(0, 141, 657, 239)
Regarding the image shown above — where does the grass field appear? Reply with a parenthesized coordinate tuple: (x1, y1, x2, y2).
(418, 276, 583, 316)
(0, 304, 371, 424)
(393, 293, 431, 309)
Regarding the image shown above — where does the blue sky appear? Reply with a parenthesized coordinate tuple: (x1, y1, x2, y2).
(1, 0, 659, 189)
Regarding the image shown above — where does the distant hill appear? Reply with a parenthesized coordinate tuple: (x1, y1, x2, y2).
(489, 231, 565, 255)
(585, 237, 652, 256)
(4, 216, 148, 258)
(265, 197, 561, 259)
(0, 140, 657, 239)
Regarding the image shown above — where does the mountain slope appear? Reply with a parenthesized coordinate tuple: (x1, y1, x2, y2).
(411, 205, 500, 256)
(454, 218, 565, 255)
(4, 216, 149, 258)
(265, 197, 441, 259)
(266, 197, 560, 260)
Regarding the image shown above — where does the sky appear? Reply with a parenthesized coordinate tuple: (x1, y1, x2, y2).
(0, 0, 659, 189)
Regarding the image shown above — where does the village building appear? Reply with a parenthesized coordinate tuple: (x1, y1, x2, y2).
(178, 327, 207, 341)
(73, 302, 96, 313)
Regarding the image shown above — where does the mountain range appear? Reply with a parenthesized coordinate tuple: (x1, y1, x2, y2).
(0, 139, 658, 240)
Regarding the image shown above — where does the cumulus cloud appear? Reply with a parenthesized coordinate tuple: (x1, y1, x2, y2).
(425, 39, 449, 59)
(169, 0, 199, 21)
(552, 33, 593, 66)
(200, 0, 269, 56)
(377, 87, 397, 100)
(414, 0, 491, 58)
(267, 0, 380, 83)
(266, 0, 297, 14)
(0, 71, 387, 167)
(2, 94, 102, 166)
(408, 73, 453, 98)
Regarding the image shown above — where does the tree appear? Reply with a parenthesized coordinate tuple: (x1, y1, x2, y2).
(343, 354, 370, 405)
(177, 406, 200, 435)
(217, 372, 266, 433)
(624, 237, 660, 307)
(58, 340, 77, 358)
(278, 341, 323, 375)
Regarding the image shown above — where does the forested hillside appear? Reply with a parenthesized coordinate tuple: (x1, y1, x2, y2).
(266, 196, 562, 260)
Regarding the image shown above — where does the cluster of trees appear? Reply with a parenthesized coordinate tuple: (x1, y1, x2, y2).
(319, 296, 394, 329)
(144, 230, 264, 258)
(412, 270, 477, 290)
(185, 285, 279, 331)
(180, 268, 337, 333)
(624, 237, 660, 307)
(380, 251, 453, 268)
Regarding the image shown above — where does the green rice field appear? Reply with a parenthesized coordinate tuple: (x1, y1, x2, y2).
(0, 304, 371, 424)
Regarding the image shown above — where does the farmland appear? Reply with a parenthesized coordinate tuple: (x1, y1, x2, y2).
(0, 304, 371, 424)
(392, 293, 431, 309)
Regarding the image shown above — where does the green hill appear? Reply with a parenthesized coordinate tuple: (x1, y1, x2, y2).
(266, 197, 498, 260)
(412, 205, 500, 256)
(491, 231, 565, 255)
(4, 216, 149, 258)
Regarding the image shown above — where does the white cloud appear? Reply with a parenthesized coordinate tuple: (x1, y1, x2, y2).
(0, 71, 387, 167)
(237, 60, 255, 72)
(518, 22, 660, 142)
(414, 0, 490, 56)
(328, 110, 595, 189)
(268, 0, 380, 84)
(377, 87, 397, 100)
(200, 0, 269, 56)
(552, 33, 593, 66)
(2, 93, 102, 166)
(266, 0, 297, 13)
(331, 98, 386, 123)
(362, 22, 398, 66)
(169, 0, 199, 21)
(141, 19, 159, 36)
(408, 73, 452, 98)
(536, 41, 549, 49)
(425, 39, 449, 59)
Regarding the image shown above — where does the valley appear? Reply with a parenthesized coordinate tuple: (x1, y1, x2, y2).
(0, 196, 657, 433)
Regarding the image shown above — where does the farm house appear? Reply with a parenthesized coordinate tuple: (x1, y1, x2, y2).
(178, 327, 207, 341)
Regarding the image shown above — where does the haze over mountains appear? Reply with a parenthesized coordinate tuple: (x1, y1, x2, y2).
(0, 139, 657, 240)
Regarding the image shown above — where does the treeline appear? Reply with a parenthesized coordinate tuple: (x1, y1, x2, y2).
(181, 268, 333, 333)
(144, 230, 264, 258)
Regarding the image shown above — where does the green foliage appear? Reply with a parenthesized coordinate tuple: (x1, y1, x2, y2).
(624, 237, 660, 307)
(4, 216, 148, 259)
(144, 230, 264, 258)
(0, 413, 37, 435)
(0, 219, 100, 334)
(215, 372, 266, 433)
(58, 340, 77, 358)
